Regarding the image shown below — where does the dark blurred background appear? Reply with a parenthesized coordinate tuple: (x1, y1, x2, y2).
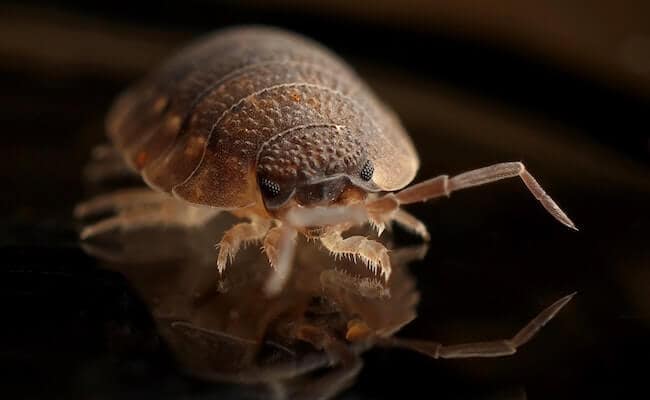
(1, 1, 649, 399)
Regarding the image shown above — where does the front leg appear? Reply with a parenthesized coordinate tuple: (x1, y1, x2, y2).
(216, 219, 271, 273)
(262, 225, 298, 295)
(320, 231, 391, 280)
(367, 162, 576, 231)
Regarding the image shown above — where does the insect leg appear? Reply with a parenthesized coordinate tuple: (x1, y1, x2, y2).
(377, 293, 575, 358)
(79, 199, 218, 239)
(320, 231, 391, 281)
(74, 187, 168, 218)
(362, 195, 429, 239)
(263, 225, 298, 295)
(216, 218, 271, 274)
(390, 209, 430, 240)
(392, 162, 576, 230)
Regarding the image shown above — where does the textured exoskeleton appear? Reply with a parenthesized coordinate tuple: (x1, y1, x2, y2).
(76, 26, 576, 292)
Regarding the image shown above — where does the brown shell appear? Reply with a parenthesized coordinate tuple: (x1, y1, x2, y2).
(107, 26, 419, 209)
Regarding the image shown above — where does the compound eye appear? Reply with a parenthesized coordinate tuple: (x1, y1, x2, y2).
(360, 160, 374, 181)
(259, 177, 281, 198)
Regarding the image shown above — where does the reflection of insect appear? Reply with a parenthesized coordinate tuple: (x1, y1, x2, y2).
(76, 26, 575, 293)
(89, 219, 574, 399)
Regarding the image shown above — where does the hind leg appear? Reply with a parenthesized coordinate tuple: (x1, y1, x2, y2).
(77, 191, 219, 239)
(74, 187, 169, 219)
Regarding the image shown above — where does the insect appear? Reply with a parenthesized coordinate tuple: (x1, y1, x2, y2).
(76, 26, 576, 293)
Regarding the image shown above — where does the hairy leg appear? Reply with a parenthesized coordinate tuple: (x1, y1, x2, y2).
(216, 218, 271, 274)
(263, 225, 298, 295)
(320, 231, 391, 280)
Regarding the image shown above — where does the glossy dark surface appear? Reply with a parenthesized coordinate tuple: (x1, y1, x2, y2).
(2, 2, 649, 399)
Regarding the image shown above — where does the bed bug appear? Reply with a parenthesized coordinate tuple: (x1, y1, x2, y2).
(76, 26, 576, 293)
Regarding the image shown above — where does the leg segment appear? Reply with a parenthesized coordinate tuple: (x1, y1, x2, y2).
(262, 226, 283, 269)
(263, 226, 298, 296)
(391, 209, 430, 240)
(379, 292, 575, 358)
(79, 197, 218, 239)
(320, 231, 391, 280)
(388, 162, 576, 230)
(74, 187, 169, 218)
(216, 219, 271, 274)
(349, 195, 429, 240)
